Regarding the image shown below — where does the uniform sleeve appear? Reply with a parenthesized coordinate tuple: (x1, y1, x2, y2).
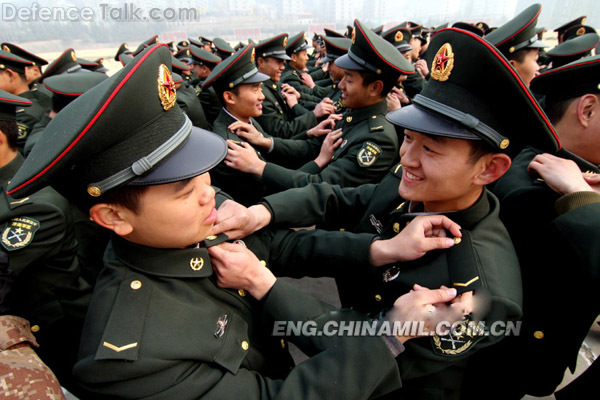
(257, 99, 318, 139)
(261, 133, 399, 192)
(262, 182, 378, 229)
(266, 137, 320, 168)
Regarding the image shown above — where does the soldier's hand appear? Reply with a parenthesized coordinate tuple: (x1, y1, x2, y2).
(301, 72, 316, 88)
(281, 88, 299, 108)
(385, 284, 463, 343)
(224, 140, 266, 176)
(387, 92, 402, 112)
(583, 173, 600, 195)
(281, 83, 301, 98)
(209, 242, 276, 300)
(369, 215, 462, 266)
(528, 153, 594, 195)
(228, 121, 272, 149)
(415, 59, 429, 78)
(313, 98, 335, 118)
(306, 113, 341, 137)
(213, 200, 272, 239)
(314, 129, 343, 168)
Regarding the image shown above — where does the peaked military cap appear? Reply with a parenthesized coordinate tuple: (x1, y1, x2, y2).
(286, 32, 311, 55)
(43, 71, 108, 98)
(255, 34, 292, 60)
(531, 54, 600, 102)
(372, 25, 384, 35)
(172, 72, 183, 85)
(40, 49, 81, 81)
(1, 43, 47, 66)
(452, 22, 484, 37)
(321, 36, 351, 64)
(7, 44, 227, 209)
(0, 90, 31, 121)
(536, 26, 547, 40)
(555, 16, 587, 35)
(188, 38, 203, 48)
(198, 36, 212, 45)
(382, 25, 413, 52)
(546, 33, 600, 68)
(0, 49, 33, 74)
(324, 28, 345, 38)
(476, 22, 490, 32)
(387, 27, 560, 154)
(213, 38, 235, 60)
(563, 24, 597, 42)
(78, 58, 108, 73)
(118, 53, 134, 66)
(174, 47, 193, 63)
(133, 35, 160, 56)
(171, 56, 192, 73)
(335, 19, 415, 80)
(202, 44, 269, 95)
(177, 40, 190, 50)
(485, 3, 547, 56)
(189, 45, 221, 68)
(114, 43, 132, 62)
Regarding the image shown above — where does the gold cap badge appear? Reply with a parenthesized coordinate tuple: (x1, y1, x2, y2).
(157, 64, 176, 111)
(394, 31, 403, 42)
(71, 51, 77, 62)
(250, 48, 255, 63)
(352, 27, 356, 44)
(577, 27, 586, 36)
(2, 45, 9, 52)
(431, 43, 454, 82)
(283, 37, 288, 47)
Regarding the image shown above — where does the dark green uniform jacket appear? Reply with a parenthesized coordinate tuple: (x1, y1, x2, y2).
(196, 83, 221, 126)
(177, 83, 211, 130)
(461, 147, 600, 398)
(281, 65, 325, 103)
(73, 192, 403, 399)
(255, 78, 318, 139)
(15, 89, 48, 155)
(262, 100, 399, 192)
(0, 153, 91, 386)
(23, 113, 52, 157)
(210, 109, 270, 206)
(259, 165, 522, 399)
(402, 72, 426, 99)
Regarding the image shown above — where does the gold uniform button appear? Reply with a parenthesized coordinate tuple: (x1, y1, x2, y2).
(500, 138, 510, 149)
(241, 340, 249, 351)
(206, 235, 217, 240)
(280, 339, 286, 349)
(453, 237, 462, 245)
(130, 280, 142, 290)
(260, 260, 266, 267)
(374, 294, 382, 302)
(533, 331, 544, 339)
(346, 116, 352, 123)
(393, 222, 400, 233)
(31, 325, 40, 333)
(339, 228, 345, 232)
(238, 289, 246, 297)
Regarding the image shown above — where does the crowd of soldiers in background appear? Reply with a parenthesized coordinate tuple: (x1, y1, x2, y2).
(0, 2, 599, 398)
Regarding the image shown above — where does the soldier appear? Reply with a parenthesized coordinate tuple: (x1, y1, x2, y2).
(555, 15, 587, 44)
(213, 26, 560, 399)
(562, 24, 596, 41)
(114, 42, 132, 62)
(7, 42, 467, 399)
(381, 25, 419, 102)
(485, 3, 547, 87)
(225, 20, 414, 193)
(197, 36, 213, 52)
(170, 54, 211, 130)
(213, 37, 235, 60)
(188, 44, 222, 126)
(463, 53, 600, 399)
(0, 50, 47, 154)
(0, 89, 92, 392)
(254, 33, 331, 139)
(545, 32, 599, 69)
(1, 43, 48, 90)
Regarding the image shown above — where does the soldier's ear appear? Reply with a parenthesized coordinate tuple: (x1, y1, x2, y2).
(473, 153, 511, 186)
(577, 94, 599, 128)
(89, 203, 134, 236)
(222, 90, 236, 106)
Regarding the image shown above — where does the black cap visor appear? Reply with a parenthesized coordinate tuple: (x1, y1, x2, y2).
(334, 53, 364, 71)
(387, 104, 481, 141)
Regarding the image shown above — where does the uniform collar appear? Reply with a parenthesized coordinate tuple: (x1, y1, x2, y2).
(264, 78, 280, 91)
(395, 189, 491, 231)
(0, 153, 24, 185)
(342, 100, 387, 126)
(110, 233, 228, 278)
(222, 107, 254, 126)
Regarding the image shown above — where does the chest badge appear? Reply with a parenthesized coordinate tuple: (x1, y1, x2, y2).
(214, 314, 229, 338)
(357, 141, 382, 167)
(190, 257, 204, 271)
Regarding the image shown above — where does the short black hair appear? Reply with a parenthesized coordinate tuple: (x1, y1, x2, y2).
(0, 120, 18, 150)
(468, 139, 496, 164)
(99, 185, 149, 214)
(506, 47, 537, 64)
(357, 69, 396, 97)
(544, 96, 577, 125)
(52, 94, 76, 114)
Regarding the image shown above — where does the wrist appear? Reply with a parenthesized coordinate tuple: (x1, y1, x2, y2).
(248, 204, 272, 231)
(247, 263, 276, 300)
(369, 238, 393, 267)
(250, 160, 267, 177)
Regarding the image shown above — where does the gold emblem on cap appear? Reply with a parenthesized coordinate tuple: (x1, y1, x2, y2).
(2, 45, 9, 52)
(250, 48, 255, 63)
(352, 27, 356, 44)
(0, 64, 4, 69)
(87, 186, 102, 197)
(186, 50, 190, 55)
(124, 43, 129, 49)
(157, 63, 176, 111)
(582, 17, 587, 24)
(499, 138, 510, 149)
(190, 257, 204, 271)
(71, 51, 76, 62)
(431, 43, 454, 82)
(477, 23, 483, 29)
(394, 31, 403, 42)
(577, 27, 586, 36)
(283, 37, 288, 47)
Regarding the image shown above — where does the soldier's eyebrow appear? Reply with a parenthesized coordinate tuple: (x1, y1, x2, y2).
(171, 178, 193, 194)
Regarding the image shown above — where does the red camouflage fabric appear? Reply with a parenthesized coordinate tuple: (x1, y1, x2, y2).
(0, 315, 65, 399)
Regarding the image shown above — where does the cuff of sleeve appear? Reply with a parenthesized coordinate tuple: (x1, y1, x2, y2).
(0, 315, 39, 350)
(555, 191, 600, 215)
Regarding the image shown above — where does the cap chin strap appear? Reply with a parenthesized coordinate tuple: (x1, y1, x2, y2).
(87, 115, 192, 195)
(229, 67, 259, 87)
(413, 94, 508, 148)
